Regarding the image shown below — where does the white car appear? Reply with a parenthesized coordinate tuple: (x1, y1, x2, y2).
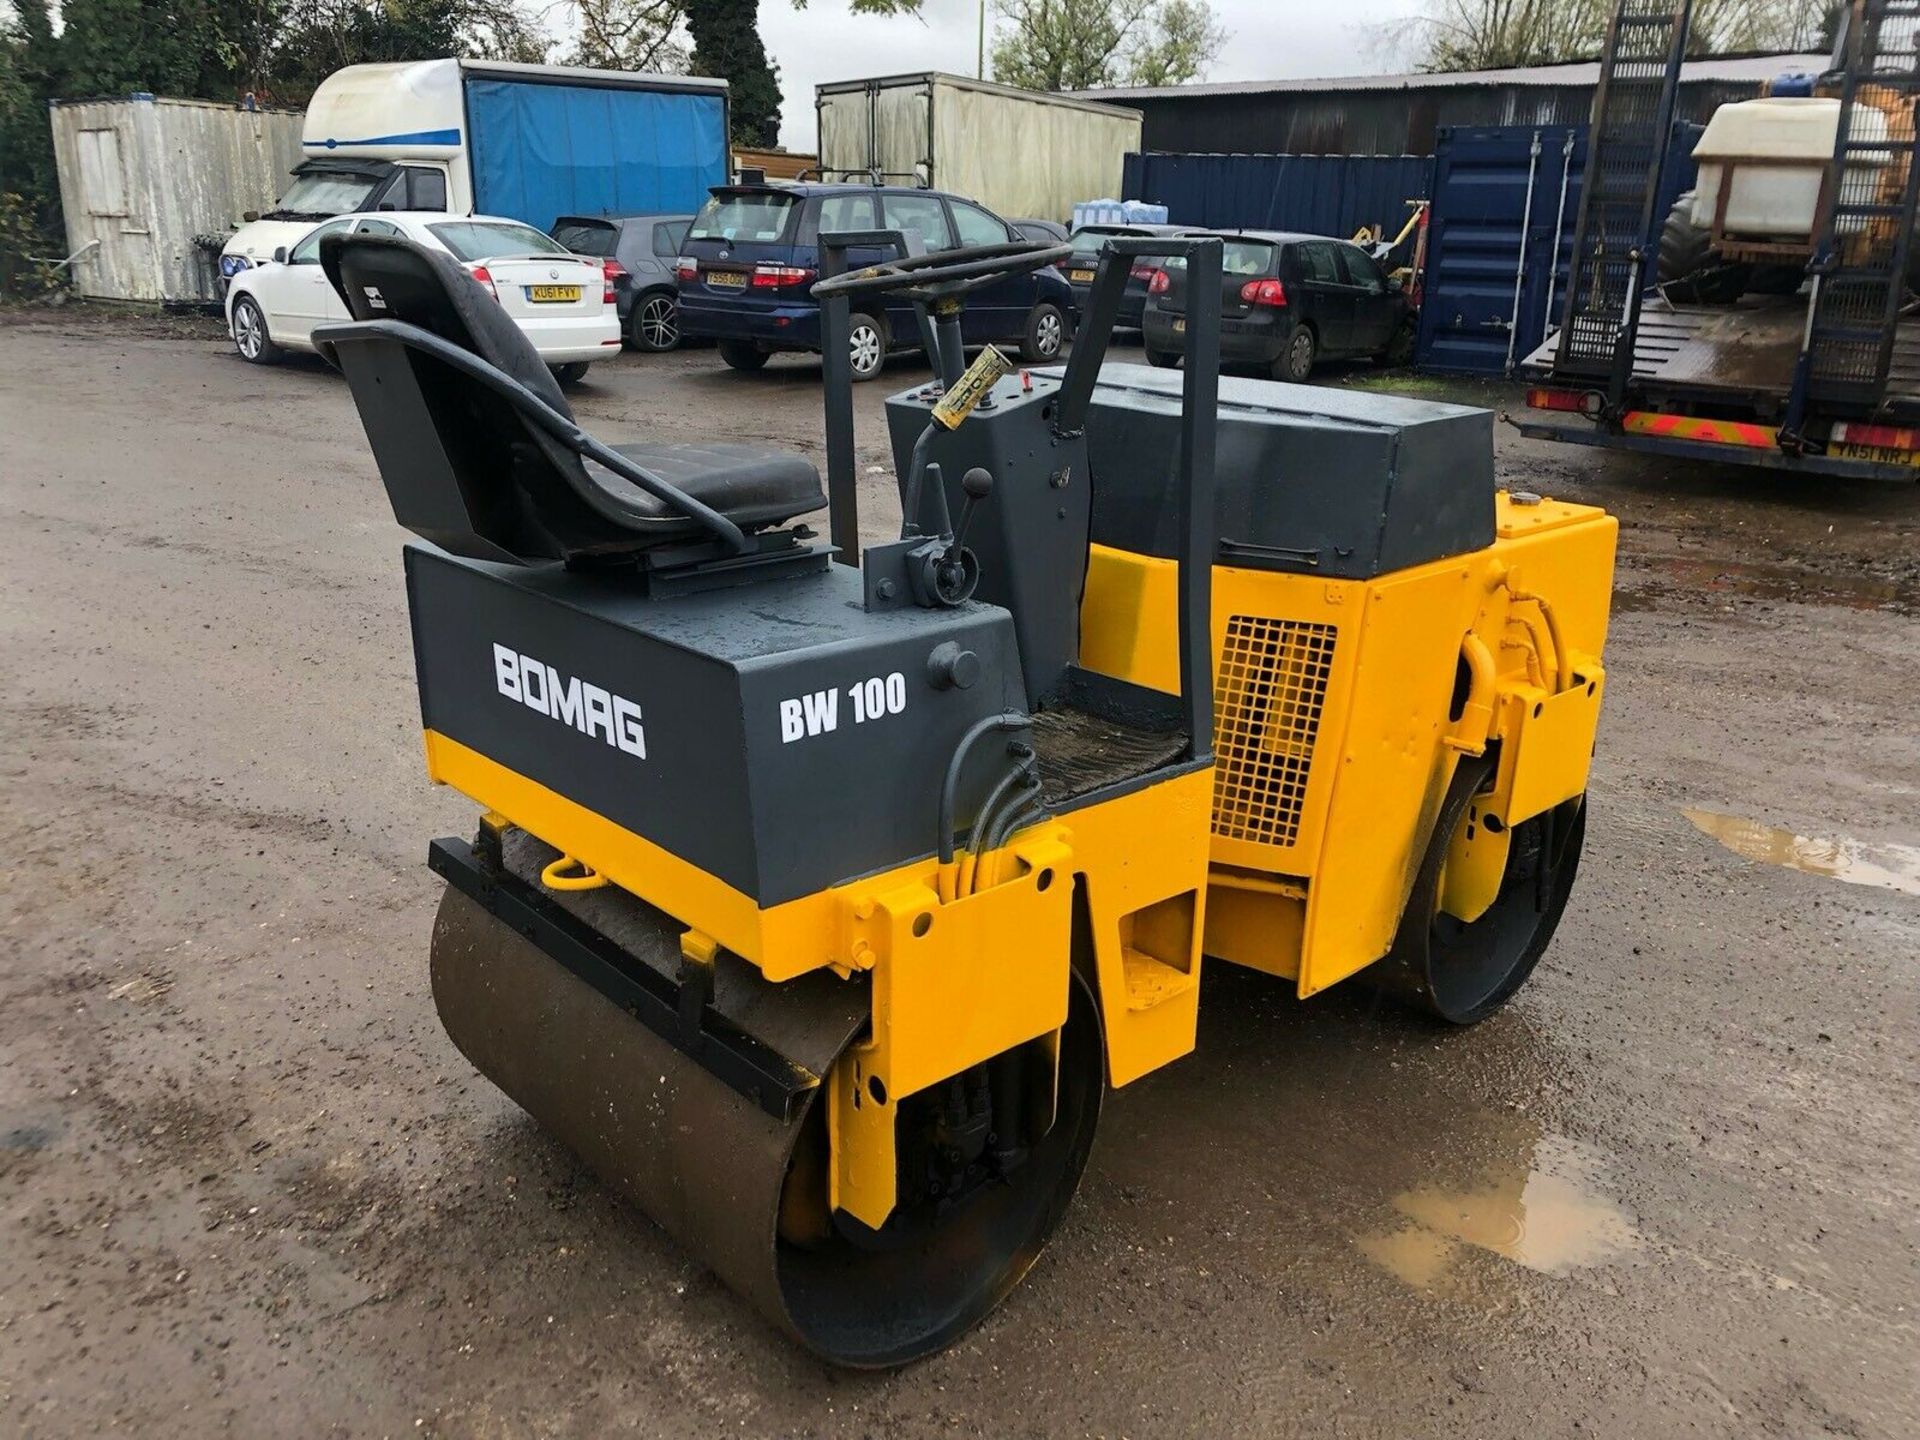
(224, 211, 621, 383)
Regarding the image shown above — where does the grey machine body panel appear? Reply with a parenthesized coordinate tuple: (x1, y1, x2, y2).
(1056, 363, 1496, 578)
(883, 368, 1092, 708)
(407, 545, 1032, 905)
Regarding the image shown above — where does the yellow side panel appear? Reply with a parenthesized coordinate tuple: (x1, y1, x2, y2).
(831, 827, 1076, 1230)
(1081, 546, 1362, 876)
(1298, 561, 1481, 996)
(1492, 670, 1607, 826)
(1438, 796, 1511, 924)
(1066, 767, 1216, 1087)
(857, 833, 1075, 1102)
(1203, 874, 1305, 979)
(425, 731, 909, 983)
(1080, 543, 1182, 696)
(1493, 498, 1619, 664)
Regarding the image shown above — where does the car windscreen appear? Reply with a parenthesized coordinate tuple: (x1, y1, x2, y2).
(267, 171, 380, 220)
(550, 220, 619, 257)
(1164, 240, 1275, 278)
(1066, 226, 1143, 263)
(689, 193, 797, 243)
(430, 221, 570, 262)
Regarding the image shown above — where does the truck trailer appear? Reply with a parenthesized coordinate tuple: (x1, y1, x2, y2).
(814, 73, 1142, 224)
(220, 59, 729, 282)
(1519, 0, 1920, 481)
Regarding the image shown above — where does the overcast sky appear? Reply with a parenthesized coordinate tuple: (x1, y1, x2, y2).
(760, 0, 1430, 150)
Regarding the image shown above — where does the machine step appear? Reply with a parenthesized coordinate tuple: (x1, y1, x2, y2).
(1121, 948, 1199, 1011)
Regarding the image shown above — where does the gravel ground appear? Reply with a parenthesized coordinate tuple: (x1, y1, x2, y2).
(1, 307, 1916, 1438)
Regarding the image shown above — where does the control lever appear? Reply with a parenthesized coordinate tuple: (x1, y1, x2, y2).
(952, 468, 994, 554)
(905, 467, 990, 608)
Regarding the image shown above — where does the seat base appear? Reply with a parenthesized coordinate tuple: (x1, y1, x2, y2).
(588, 440, 826, 543)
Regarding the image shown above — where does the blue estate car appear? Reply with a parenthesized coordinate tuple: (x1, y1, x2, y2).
(676, 182, 1074, 381)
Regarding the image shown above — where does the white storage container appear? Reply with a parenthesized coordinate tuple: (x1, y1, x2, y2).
(816, 73, 1142, 223)
(1690, 97, 1848, 238)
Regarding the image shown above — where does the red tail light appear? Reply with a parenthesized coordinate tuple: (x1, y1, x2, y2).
(1526, 387, 1588, 413)
(602, 257, 625, 305)
(749, 263, 817, 289)
(674, 256, 699, 282)
(467, 263, 498, 300)
(1240, 278, 1287, 307)
(1129, 263, 1159, 281)
(1832, 419, 1920, 451)
(1147, 269, 1170, 295)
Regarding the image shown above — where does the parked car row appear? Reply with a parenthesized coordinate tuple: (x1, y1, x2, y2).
(223, 184, 1418, 387)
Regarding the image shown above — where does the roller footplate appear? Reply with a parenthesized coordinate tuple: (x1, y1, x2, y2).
(428, 830, 865, 1121)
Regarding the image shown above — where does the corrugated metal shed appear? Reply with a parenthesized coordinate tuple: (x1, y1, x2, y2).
(1081, 53, 1824, 156)
(1121, 152, 1430, 234)
(49, 94, 304, 304)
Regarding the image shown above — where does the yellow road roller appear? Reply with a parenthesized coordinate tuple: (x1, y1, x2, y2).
(317, 229, 1615, 1366)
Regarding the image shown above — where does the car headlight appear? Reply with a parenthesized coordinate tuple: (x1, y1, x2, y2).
(220, 254, 251, 278)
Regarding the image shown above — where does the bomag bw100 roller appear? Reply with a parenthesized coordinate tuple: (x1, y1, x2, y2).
(316, 228, 1615, 1366)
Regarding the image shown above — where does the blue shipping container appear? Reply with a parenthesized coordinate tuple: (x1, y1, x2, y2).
(1122, 151, 1429, 239)
(466, 79, 729, 231)
(1415, 122, 1701, 374)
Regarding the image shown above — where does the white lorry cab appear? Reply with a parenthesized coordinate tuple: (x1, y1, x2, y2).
(220, 58, 729, 286)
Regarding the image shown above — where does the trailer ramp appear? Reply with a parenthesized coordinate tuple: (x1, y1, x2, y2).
(1553, 0, 1695, 387)
(1799, 0, 1920, 412)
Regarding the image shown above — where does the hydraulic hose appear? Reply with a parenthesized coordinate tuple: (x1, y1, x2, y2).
(938, 712, 1031, 901)
(960, 747, 1037, 898)
(972, 782, 1048, 894)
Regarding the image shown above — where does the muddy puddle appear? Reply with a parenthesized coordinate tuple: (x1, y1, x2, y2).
(1613, 554, 1920, 615)
(1684, 808, 1920, 897)
(1356, 1128, 1640, 1291)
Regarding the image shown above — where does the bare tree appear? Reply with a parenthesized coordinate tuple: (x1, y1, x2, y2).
(1384, 0, 1836, 74)
(1690, 0, 1834, 53)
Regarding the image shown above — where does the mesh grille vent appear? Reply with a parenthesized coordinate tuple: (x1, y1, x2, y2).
(1211, 615, 1337, 847)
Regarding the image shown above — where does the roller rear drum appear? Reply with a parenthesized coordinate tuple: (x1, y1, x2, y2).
(430, 888, 1104, 1366)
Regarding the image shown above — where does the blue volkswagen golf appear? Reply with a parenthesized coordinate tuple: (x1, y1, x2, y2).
(675, 182, 1074, 381)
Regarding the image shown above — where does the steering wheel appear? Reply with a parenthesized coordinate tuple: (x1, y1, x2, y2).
(811, 240, 1074, 304)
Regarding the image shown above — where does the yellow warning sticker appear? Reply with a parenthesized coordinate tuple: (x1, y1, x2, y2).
(931, 345, 1015, 430)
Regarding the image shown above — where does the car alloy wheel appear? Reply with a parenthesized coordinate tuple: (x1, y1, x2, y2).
(231, 297, 276, 364)
(849, 317, 884, 381)
(1035, 309, 1062, 355)
(636, 294, 679, 351)
(1282, 326, 1316, 382)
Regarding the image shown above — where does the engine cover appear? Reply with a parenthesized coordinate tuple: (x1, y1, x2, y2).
(405, 545, 1030, 906)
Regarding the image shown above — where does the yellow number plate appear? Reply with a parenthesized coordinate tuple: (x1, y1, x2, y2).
(1070, 268, 1096, 283)
(708, 271, 748, 289)
(1172, 317, 1186, 333)
(528, 285, 581, 303)
(1834, 441, 1920, 467)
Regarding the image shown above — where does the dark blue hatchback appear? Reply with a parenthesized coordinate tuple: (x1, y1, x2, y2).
(675, 183, 1075, 380)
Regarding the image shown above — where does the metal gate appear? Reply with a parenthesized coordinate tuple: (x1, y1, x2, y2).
(1415, 122, 1700, 374)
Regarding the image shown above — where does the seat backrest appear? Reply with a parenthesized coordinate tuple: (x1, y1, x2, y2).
(318, 234, 676, 563)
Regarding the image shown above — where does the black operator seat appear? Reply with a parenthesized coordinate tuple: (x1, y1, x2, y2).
(317, 234, 823, 564)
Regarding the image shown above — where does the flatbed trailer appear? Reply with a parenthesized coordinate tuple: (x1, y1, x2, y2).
(1520, 0, 1920, 483)
(1518, 295, 1920, 481)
